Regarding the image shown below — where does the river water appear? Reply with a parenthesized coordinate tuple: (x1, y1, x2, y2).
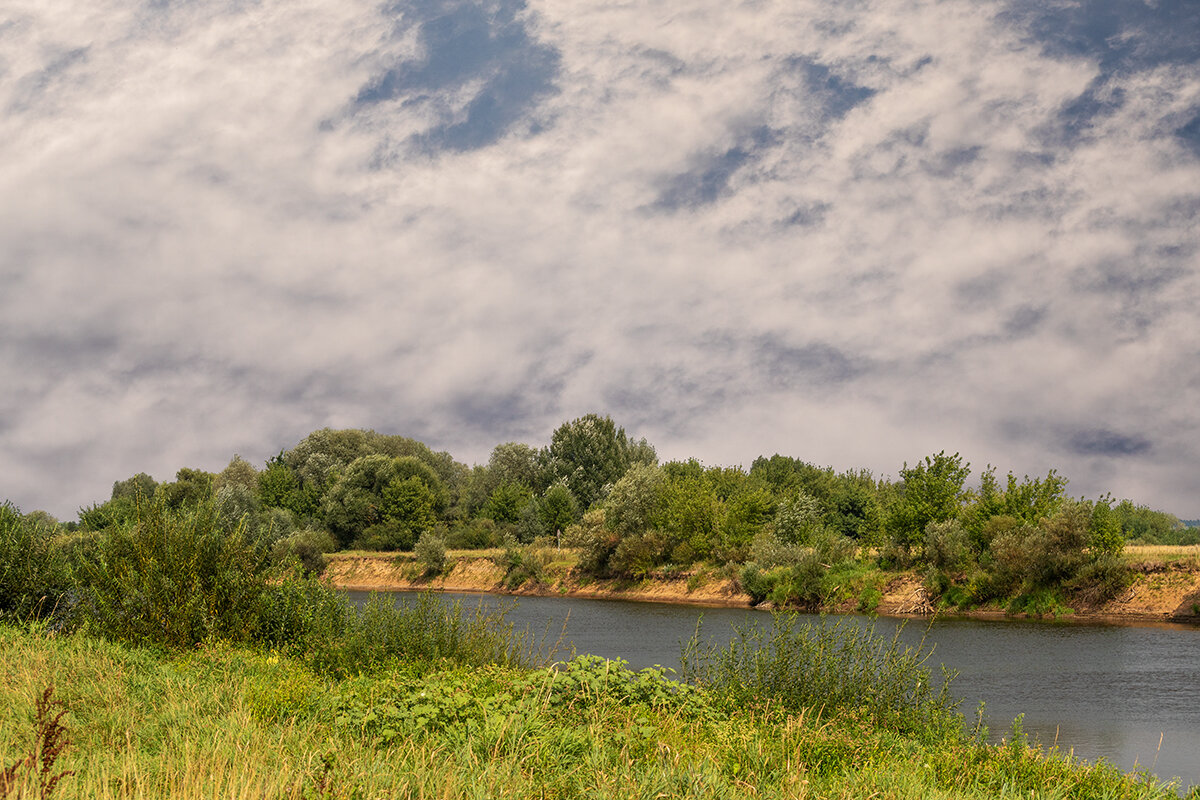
(346, 590, 1200, 790)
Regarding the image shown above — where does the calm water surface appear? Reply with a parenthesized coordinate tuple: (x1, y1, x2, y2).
(347, 590, 1200, 790)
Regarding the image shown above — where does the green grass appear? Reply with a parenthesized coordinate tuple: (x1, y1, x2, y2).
(2, 622, 1192, 800)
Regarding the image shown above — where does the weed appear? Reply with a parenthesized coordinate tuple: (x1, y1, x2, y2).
(680, 613, 962, 741)
(1, 685, 74, 799)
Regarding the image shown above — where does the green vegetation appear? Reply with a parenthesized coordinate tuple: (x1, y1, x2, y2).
(10, 413, 1194, 621)
(1, 489, 1194, 798)
(4, 618, 1192, 799)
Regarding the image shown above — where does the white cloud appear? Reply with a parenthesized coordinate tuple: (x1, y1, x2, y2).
(2, 0, 1198, 518)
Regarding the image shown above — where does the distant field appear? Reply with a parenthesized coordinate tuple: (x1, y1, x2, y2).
(1122, 544, 1200, 565)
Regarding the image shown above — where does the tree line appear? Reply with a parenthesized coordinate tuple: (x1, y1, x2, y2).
(3, 412, 1194, 615)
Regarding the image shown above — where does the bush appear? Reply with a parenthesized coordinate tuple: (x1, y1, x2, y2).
(762, 530, 857, 609)
(749, 531, 806, 569)
(351, 521, 418, 552)
(680, 613, 962, 741)
(494, 540, 552, 589)
(609, 531, 670, 578)
(1068, 554, 1133, 605)
(272, 528, 336, 574)
(0, 502, 69, 621)
(414, 531, 448, 576)
(444, 518, 505, 550)
(257, 581, 536, 676)
(74, 497, 270, 647)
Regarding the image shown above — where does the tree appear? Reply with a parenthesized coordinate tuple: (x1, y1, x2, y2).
(1089, 497, 1124, 556)
(215, 455, 259, 494)
(887, 452, 970, 549)
(112, 472, 158, 501)
(539, 483, 579, 535)
(322, 454, 399, 548)
(380, 476, 437, 542)
(157, 468, 215, 510)
(482, 483, 533, 524)
(604, 464, 664, 538)
(657, 465, 720, 562)
(774, 489, 823, 545)
(542, 414, 645, 510)
(488, 442, 541, 491)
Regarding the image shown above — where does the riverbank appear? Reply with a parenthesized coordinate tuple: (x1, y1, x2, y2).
(323, 548, 1200, 625)
(3, 618, 1192, 799)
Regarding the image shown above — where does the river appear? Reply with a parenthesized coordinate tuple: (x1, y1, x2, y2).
(346, 589, 1200, 791)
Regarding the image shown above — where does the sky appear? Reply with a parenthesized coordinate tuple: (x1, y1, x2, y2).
(2, 0, 1199, 521)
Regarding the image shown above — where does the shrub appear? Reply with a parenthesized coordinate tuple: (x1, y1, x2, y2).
(351, 521, 418, 552)
(414, 531, 448, 576)
(1068, 554, 1133, 605)
(749, 530, 806, 568)
(609, 531, 669, 578)
(680, 613, 961, 741)
(494, 541, 551, 589)
(75, 497, 270, 648)
(444, 518, 505, 550)
(738, 563, 776, 605)
(272, 528, 336, 574)
(763, 530, 857, 609)
(0, 502, 70, 622)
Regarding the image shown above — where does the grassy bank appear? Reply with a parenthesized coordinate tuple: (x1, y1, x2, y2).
(2, 618, 1193, 800)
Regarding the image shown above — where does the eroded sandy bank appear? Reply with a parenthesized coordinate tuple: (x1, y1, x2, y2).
(322, 552, 1200, 626)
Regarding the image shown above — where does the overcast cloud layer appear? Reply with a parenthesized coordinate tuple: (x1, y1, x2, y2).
(3, 0, 1199, 519)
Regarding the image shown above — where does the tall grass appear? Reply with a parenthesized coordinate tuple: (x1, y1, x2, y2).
(680, 613, 962, 741)
(259, 577, 545, 676)
(2, 623, 1189, 800)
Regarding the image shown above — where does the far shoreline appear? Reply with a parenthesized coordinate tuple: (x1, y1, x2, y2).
(322, 550, 1200, 629)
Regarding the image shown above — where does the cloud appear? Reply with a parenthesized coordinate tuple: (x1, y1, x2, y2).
(2, 0, 1199, 518)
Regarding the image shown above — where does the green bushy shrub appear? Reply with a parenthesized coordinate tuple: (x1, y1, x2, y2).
(681, 613, 962, 741)
(443, 518, 505, 549)
(272, 528, 336, 574)
(75, 496, 270, 647)
(414, 530, 448, 576)
(0, 502, 69, 621)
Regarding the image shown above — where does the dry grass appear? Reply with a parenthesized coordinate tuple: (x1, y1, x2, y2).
(1122, 544, 1200, 568)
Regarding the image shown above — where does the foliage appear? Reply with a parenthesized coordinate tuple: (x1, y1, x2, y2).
(156, 467, 216, 511)
(1115, 500, 1187, 544)
(481, 482, 532, 524)
(743, 530, 859, 608)
(413, 531, 448, 576)
(887, 451, 971, 551)
(680, 613, 962, 740)
(271, 528, 336, 574)
(214, 455, 259, 494)
(773, 489, 823, 545)
(538, 483, 579, 534)
(74, 496, 270, 648)
(1089, 497, 1124, 556)
(487, 442, 542, 493)
(0, 502, 69, 622)
(542, 413, 641, 510)
(443, 518, 505, 549)
(494, 541, 552, 589)
(604, 463, 664, 538)
(323, 455, 441, 548)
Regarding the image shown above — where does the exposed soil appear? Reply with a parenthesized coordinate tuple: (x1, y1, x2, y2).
(323, 551, 1200, 627)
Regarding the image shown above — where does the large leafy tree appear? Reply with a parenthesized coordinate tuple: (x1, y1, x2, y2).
(887, 451, 971, 549)
(542, 414, 648, 510)
(604, 464, 664, 538)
